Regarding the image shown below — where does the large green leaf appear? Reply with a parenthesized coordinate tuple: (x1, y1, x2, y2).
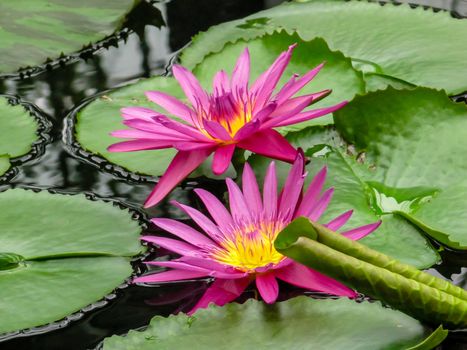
(181, 1, 467, 94)
(0, 97, 39, 158)
(249, 145, 439, 269)
(333, 87, 467, 249)
(193, 32, 364, 130)
(0, 0, 137, 75)
(0, 189, 143, 334)
(275, 218, 467, 328)
(103, 296, 433, 350)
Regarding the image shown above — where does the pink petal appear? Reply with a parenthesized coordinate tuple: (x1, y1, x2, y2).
(172, 64, 209, 108)
(237, 129, 298, 163)
(213, 70, 230, 95)
(296, 166, 327, 217)
(275, 261, 357, 298)
(341, 221, 382, 241)
(107, 139, 173, 152)
(212, 144, 236, 175)
(231, 47, 250, 94)
(279, 151, 306, 220)
(151, 218, 215, 248)
(194, 188, 234, 230)
(275, 63, 325, 104)
(242, 163, 263, 215)
(123, 119, 189, 139)
(251, 44, 296, 112)
(226, 178, 252, 224)
(233, 119, 260, 141)
(179, 256, 244, 275)
(325, 210, 353, 231)
(189, 277, 251, 315)
(308, 188, 334, 221)
(174, 141, 217, 151)
(256, 273, 279, 304)
(141, 236, 199, 256)
(145, 91, 195, 123)
(273, 101, 348, 128)
(173, 201, 224, 243)
(121, 106, 159, 120)
(263, 161, 278, 219)
(153, 115, 208, 141)
(147, 261, 246, 279)
(203, 120, 232, 140)
(144, 148, 213, 208)
(134, 269, 208, 284)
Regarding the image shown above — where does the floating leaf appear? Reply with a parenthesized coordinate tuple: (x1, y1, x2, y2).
(333, 87, 467, 249)
(249, 143, 439, 269)
(103, 296, 433, 350)
(0, 97, 39, 158)
(0, 189, 143, 334)
(275, 218, 467, 328)
(181, 1, 467, 94)
(0, 0, 137, 75)
(194, 32, 364, 130)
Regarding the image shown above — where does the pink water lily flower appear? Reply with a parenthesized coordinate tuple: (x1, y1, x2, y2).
(135, 153, 381, 314)
(108, 45, 347, 207)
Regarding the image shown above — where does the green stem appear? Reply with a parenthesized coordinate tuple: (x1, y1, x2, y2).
(231, 149, 246, 179)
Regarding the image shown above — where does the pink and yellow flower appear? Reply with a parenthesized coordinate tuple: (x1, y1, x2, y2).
(135, 153, 381, 314)
(108, 45, 347, 207)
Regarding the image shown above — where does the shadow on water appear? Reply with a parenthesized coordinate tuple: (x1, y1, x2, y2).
(0, 0, 466, 349)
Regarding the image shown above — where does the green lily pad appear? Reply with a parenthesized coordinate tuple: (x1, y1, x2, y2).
(0, 0, 137, 75)
(181, 1, 467, 94)
(0, 156, 10, 177)
(194, 31, 364, 130)
(333, 87, 467, 250)
(0, 97, 39, 159)
(0, 189, 143, 334)
(103, 296, 436, 350)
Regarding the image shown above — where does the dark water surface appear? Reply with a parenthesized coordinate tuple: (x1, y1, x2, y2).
(0, 0, 466, 349)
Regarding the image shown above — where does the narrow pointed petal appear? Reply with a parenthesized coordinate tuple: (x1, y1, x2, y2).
(151, 218, 215, 248)
(275, 63, 325, 104)
(107, 139, 173, 152)
(141, 236, 199, 256)
(144, 149, 213, 208)
(263, 161, 278, 219)
(256, 273, 279, 304)
(242, 163, 263, 215)
(213, 70, 230, 94)
(174, 141, 217, 151)
(273, 101, 348, 128)
(173, 201, 224, 242)
(308, 188, 334, 221)
(279, 152, 305, 219)
(275, 261, 357, 298)
(203, 120, 232, 140)
(148, 261, 247, 279)
(341, 221, 382, 241)
(153, 115, 209, 141)
(145, 91, 195, 123)
(123, 119, 189, 139)
(237, 129, 298, 163)
(179, 256, 245, 275)
(172, 64, 209, 108)
(194, 188, 234, 230)
(251, 44, 296, 112)
(325, 210, 353, 231)
(121, 106, 159, 120)
(212, 144, 236, 175)
(226, 178, 252, 224)
(134, 269, 207, 284)
(188, 277, 251, 315)
(231, 47, 250, 93)
(110, 129, 173, 140)
(296, 166, 327, 217)
(251, 102, 277, 123)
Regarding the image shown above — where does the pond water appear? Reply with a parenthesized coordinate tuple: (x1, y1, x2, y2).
(0, 0, 466, 349)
